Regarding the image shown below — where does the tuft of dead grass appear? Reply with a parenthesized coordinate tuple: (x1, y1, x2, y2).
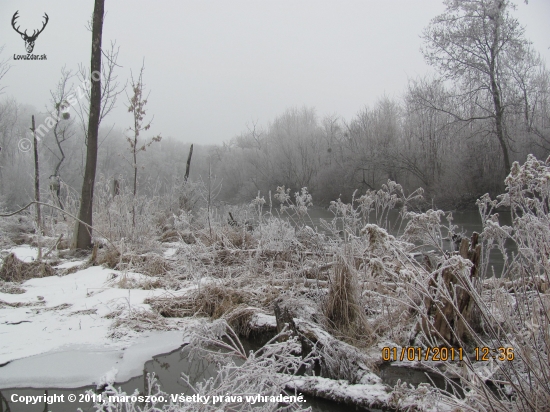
(108, 306, 176, 339)
(146, 284, 253, 319)
(0, 253, 55, 283)
(138, 254, 173, 276)
(0, 299, 45, 308)
(110, 273, 164, 290)
(0, 281, 26, 294)
(160, 229, 179, 243)
(94, 248, 173, 279)
(69, 308, 98, 316)
(221, 226, 255, 249)
(323, 259, 373, 346)
(223, 305, 258, 337)
(93, 247, 121, 269)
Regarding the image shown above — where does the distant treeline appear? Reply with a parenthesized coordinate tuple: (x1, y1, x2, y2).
(1, 0, 549, 212)
(0, 84, 548, 212)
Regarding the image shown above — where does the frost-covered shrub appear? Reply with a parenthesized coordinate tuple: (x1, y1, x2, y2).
(90, 321, 311, 411)
(93, 175, 163, 243)
(254, 217, 296, 251)
(463, 156, 550, 411)
(274, 186, 313, 228)
(402, 209, 456, 253)
(406, 156, 550, 412)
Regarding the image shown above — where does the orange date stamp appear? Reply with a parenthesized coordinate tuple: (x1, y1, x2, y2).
(382, 346, 464, 361)
(474, 347, 514, 361)
(382, 346, 515, 362)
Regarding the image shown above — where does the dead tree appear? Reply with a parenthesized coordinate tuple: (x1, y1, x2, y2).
(184, 144, 193, 181)
(31, 115, 42, 234)
(113, 178, 119, 196)
(75, 0, 104, 249)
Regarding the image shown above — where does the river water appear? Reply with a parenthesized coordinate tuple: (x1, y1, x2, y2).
(299, 207, 513, 277)
(0, 343, 374, 412)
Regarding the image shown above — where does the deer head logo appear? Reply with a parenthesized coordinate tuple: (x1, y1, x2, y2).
(11, 11, 49, 54)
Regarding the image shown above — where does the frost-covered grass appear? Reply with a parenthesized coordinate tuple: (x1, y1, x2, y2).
(1, 156, 549, 411)
(369, 156, 550, 412)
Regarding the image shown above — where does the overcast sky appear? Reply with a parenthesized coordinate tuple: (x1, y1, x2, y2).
(1, 0, 549, 145)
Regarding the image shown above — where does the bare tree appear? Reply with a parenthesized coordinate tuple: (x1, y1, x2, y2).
(0, 99, 19, 181)
(44, 68, 75, 176)
(508, 48, 550, 150)
(0, 46, 12, 178)
(184, 144, 193, 182)
(39, 67, 80, 212)
(0, 45, 11, 95)
(421, 0, 532, 178)
(75, 0, 104, 250)
(75, 40, 124, 144)
(125, 62, 162, 227)
(402, 78, 455, 191)
(321, 114, 342, 166)
(269, 107, 323, 191)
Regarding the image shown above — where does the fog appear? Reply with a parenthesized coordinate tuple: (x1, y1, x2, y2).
(1, 0, 549, 144)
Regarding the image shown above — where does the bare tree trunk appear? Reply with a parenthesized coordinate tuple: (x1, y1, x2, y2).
(207, 159, 212, 237)
(184, 144, 193, 181)
(31, 115, 42, 235)
(132, 142, 137, 228)
(489, 19, 511, 178)
(75, 0, 104, 249)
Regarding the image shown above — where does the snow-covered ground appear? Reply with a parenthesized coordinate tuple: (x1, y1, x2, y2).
(0, 246, 187, 389)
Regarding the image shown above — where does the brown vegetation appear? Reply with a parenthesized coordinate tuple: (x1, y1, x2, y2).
(0, 253, 55, 282)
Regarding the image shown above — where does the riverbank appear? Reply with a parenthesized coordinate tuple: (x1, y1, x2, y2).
(2, 159, 549, 411)
(0, 241, 442, 411)
(0, 246, 189, 388)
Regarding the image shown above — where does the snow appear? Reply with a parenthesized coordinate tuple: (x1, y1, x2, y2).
(0, 264, 187, 389)
(286, 375, 390, 408)
(286, 374, 454, 412)
(54, 260, 86, 269)
(251, 313, 277, 328)
(97, 367, 118, 389)
(163, 247, 177, 258)
(0, 331, 184, 388)
(6, 245, 39, 262)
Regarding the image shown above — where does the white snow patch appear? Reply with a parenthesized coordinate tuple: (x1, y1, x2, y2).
(0, 265, 188, 389)
(251, 313, 277, 328)
(97, 367, 118, 389)
(163, 247, 177, 257)
(0, 331, 184, 388)
(286, 375, 390, 407)
(7, 245, 39, 262)
(54, 260, 86, 269)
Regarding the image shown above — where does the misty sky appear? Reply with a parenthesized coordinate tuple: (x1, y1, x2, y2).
(1, 0, 549, 145)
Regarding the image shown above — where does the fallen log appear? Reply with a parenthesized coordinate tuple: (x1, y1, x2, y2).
(285, 375, 389, 410)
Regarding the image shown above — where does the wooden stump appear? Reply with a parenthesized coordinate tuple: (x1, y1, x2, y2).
(423, 232, 481, 345)
(273, 298, 298, 342)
